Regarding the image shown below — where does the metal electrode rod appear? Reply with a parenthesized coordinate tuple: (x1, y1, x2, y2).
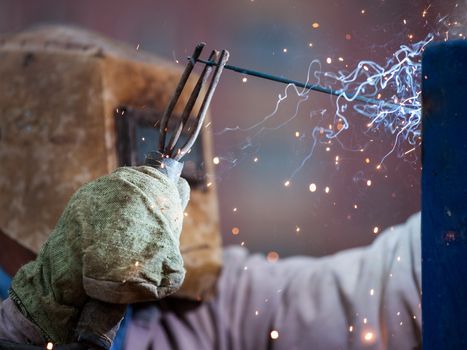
(194, 57, 419, 111)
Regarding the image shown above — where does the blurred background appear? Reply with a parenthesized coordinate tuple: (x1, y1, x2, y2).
(0, 0, 464, 257)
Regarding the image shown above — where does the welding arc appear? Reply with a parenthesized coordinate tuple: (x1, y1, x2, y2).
(193, 57, 418, 112)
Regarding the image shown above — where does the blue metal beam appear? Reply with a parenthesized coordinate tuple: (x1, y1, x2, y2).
(422, 40, 467, 349)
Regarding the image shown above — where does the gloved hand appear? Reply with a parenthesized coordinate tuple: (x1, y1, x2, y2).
(7, 166, 190, 348)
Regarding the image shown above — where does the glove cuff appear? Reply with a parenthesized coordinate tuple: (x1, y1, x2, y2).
(75, 300, 126, 350)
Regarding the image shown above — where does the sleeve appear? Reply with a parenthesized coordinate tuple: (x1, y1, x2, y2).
(0, 298, 45, 344)
(216, 212, 422, 350)
(125, 212, 421, 350)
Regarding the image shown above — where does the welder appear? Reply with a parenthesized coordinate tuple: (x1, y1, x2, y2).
(0, 169, 421, 350)
(0, 25, 422, 350)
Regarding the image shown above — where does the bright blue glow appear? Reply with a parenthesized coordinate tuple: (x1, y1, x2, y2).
(327, 35, 432, 162)
(218, 35, 435, 179)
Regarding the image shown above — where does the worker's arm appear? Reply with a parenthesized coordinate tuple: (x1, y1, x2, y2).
(126, 213, 421, 350)
(0, 166, 190, 349)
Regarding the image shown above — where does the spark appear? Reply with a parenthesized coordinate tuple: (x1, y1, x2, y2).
(295, 226, 301, 233)
(267, 251, 280, 263)
(283, 48, 288, 53)
(47, 343, 54, 350)
(312, 22, 320, 29)
(213, 156, 220, 165)
(136, 44, 140, 51)
(253, 157, 259, 162)
(366, 180, 372, 187)
(363, 318, 368, 324)
(270, 330, 279, 339)
(309, 183, 317, 192)
(325, 186, 330, 193)
(233, 207, 238, 212)
(216, 32, 434, 178)
(364, 332, 374, 342)
(373, 226, 379, 234)
(284, 180, 291, 187)
(370, 288, 375, 296)
(232, 227, 240, 235)
(242, 77, 248, 83)
(349, 326, 354, 332)
(293, 35, 431, 176)
(295, 131, 300, 138)
(422, 4, 431, 18)
(324, 35, 432, 165)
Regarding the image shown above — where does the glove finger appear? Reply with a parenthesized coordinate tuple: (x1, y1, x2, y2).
(75, 300, 126, 350)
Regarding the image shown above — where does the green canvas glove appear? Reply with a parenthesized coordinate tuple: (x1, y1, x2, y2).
(9, 166, 190, 345)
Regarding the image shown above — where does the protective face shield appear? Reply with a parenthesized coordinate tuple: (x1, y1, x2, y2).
(0, 25, 222, 300)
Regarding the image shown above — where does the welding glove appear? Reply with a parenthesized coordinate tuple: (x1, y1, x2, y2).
(6, 166, 190, 347)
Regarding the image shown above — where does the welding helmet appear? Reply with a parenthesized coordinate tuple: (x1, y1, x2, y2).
(0, 25, 222, 300)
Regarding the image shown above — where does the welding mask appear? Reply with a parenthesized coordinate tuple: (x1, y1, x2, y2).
(0, 25, 222, 300)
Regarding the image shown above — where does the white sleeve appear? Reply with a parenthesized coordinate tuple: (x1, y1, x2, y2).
(216, 212, 422, 350)
(126, 212, 421, 350)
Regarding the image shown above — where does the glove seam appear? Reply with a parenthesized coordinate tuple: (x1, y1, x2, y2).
(8, 288, 53, 342)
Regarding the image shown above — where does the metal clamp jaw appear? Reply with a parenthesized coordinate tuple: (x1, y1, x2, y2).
(144, 43, 229, 177)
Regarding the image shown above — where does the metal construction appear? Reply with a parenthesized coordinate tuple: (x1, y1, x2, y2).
(422, 40, 467, 350)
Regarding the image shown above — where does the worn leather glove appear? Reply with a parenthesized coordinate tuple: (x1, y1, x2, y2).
(8, 166, 190, 347)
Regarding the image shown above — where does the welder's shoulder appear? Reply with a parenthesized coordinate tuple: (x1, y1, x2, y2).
(370, 211, 421, 250)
